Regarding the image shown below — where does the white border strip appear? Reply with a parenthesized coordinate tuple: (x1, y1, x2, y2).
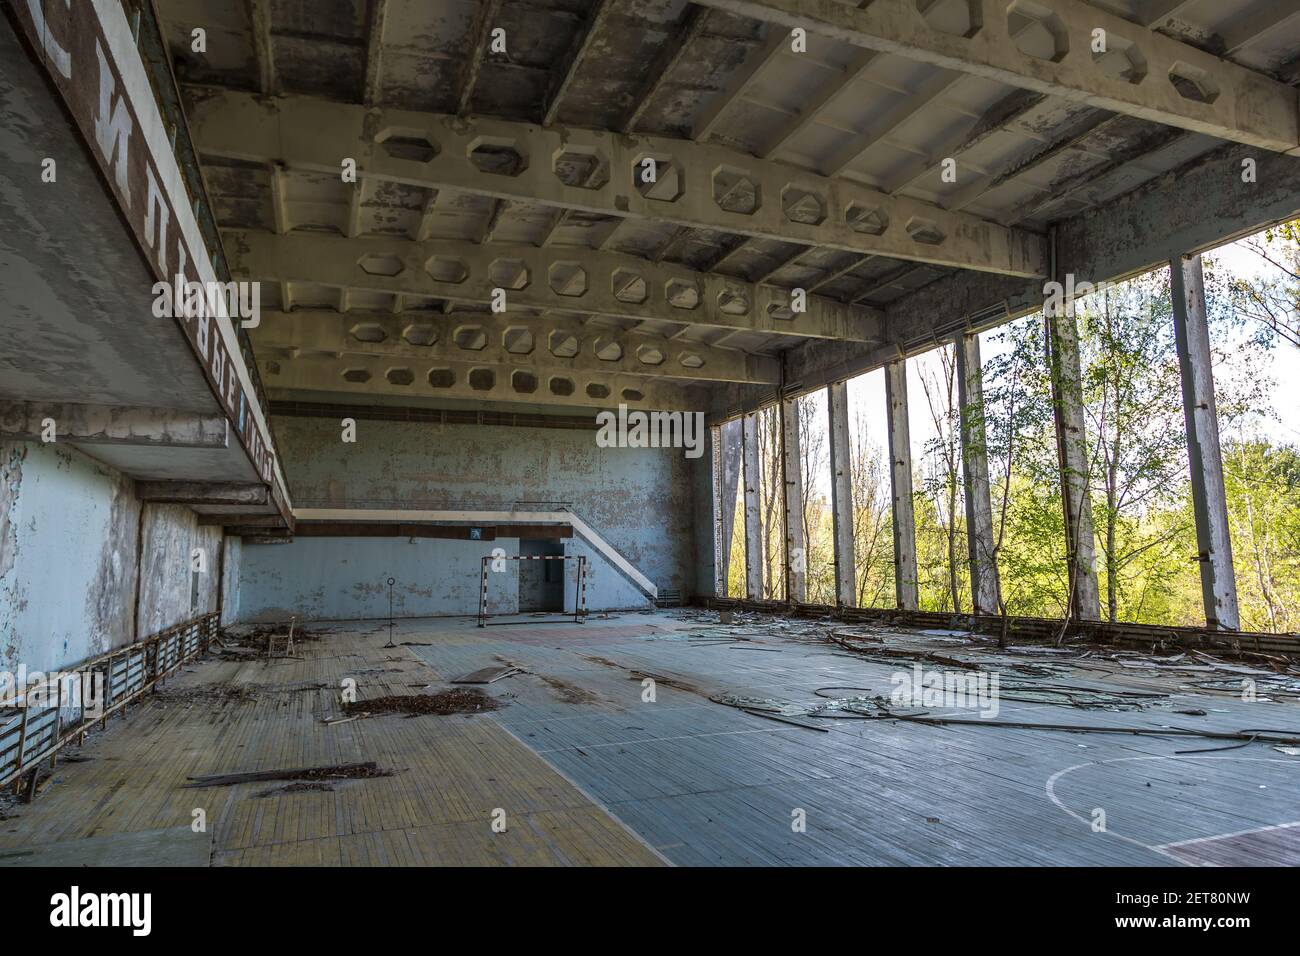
(92, 0, 290, 503)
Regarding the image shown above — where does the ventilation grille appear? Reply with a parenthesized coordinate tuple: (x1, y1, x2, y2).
(654, 588, 684, 607)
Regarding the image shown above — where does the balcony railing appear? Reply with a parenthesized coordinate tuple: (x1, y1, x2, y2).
(0, 613, 220, 795)
(124, 0, 276, 447)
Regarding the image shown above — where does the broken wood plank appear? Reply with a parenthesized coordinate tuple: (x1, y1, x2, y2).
(183, 761, 387, 788)
(450, 665, 520, 684)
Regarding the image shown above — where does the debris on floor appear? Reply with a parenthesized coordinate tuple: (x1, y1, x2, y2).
(254, 781, 337, 798)
(183, 762, 393, 788)
(222, 623, 329, 658)
(155, 680, 329, 707)
(668, 607, 1300, 690)
(344, 689, 501, 716)
(625, 669, 703, 696)
(154, 684, 259, 705)
(451, 665, 521, 684)
(992, 680, 1164, 710)
(660, 607, 1300, 754)
(535, 674, 603, 705)
(7, 608, 1299, 869)
(709, 685, 1300, 750)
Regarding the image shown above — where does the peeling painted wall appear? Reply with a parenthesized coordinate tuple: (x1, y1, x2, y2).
(237, 536, 521, 622)
(235, 414, 701, 619)
(137, 504, 221, 635)
(0, 441, 226, 676)
(220, 535, 242, 626)
(0, 441, 139, 673)
(692, 430, 718, 598)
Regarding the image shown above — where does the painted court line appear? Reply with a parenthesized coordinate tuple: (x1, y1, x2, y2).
(491, 716, 674, 866)
(1155, 819, 1300, 851)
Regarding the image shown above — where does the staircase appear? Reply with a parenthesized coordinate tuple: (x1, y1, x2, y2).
(291, 504, 658, 602)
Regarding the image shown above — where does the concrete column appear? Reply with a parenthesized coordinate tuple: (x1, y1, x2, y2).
(954, 333, 1002, 614)
(826, 382, 856, 606)
(1171, 254, 1240, 630)
(780, 397, 806, 603)
(712, 420, 743, 596)
(711, 425, 727, 597)
(884, 360, 919, 610)
(741, 411, 763, 600)
(1047, 302, 1102, 621)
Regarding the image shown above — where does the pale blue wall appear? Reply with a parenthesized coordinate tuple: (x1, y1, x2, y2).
(1, 442, 137, 673)
(235, 415, 701, 620)
(238, 536, 520, 622)
(0, 441, 220, 673)
(220, 536, 242, 626)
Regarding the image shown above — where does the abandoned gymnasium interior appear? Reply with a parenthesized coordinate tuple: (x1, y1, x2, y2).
(3, 0, 1300, 886)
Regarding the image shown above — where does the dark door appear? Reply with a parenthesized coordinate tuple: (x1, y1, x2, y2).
(518, 539, 565, 612)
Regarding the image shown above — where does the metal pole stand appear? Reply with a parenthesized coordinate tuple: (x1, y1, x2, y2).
(384, 577, 396, 648)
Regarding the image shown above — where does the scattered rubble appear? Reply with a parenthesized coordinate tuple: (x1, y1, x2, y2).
(451, 665, 521, 684)
(343, 688, 501, 716)
(225, 623, 328, 656)
(154, 684, 259, 705)
(184, 762, 392, 788)
(154, 681, 329, 707)
(254, 781, 337, 798)
(666, 607, 1300, 752)
(536, 674, 602, 705)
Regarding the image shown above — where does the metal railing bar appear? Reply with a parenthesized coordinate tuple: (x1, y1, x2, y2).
(1, 612, 218, 791)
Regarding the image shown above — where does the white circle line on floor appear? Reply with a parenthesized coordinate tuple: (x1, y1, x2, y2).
(1045, 754, 1298, 865)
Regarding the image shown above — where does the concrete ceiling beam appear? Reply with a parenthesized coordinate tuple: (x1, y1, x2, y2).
(999, 123, 1186, 226)
(883, 87, 1046, 195)
(822, 69, 963, 176)
(1221, 8, 1300, 57)
(1139, 0, 1198, 31)
(198, 514, 284, 527)
(244, 0, 277, 96)
(458, 0, 504, 116)
(224, 229, 884, 343)
(0, 402, 230, 448)
(1057, 142, 1300, 287)
(362, 0, 389, 106)
(263, 355, 712, 413)
(136, 481, 270, 506)
(693, 27, 788, 140)
(189, 91, 1048, 277)
(543, 0, 616, 125)
(760, 48, 878, 159)
(254, 310, 781, 386)
(692, 0, 1300, 155)
(622, 5, 710, 133)
(781, 140, 1300, 395)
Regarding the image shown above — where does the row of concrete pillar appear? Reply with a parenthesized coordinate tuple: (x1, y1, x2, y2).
(714, 253, 1241, 631)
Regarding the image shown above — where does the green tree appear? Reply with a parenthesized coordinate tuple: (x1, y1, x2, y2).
(1229, 219, 1299, 350)
(915, 345, 968, 612)
(796, 392, 836, 605)
(1078, 272, 1194, 624)
(1224, 439, 1300, 633)
(850, 404, 894, 607)
(980, 317, 1069, 620)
